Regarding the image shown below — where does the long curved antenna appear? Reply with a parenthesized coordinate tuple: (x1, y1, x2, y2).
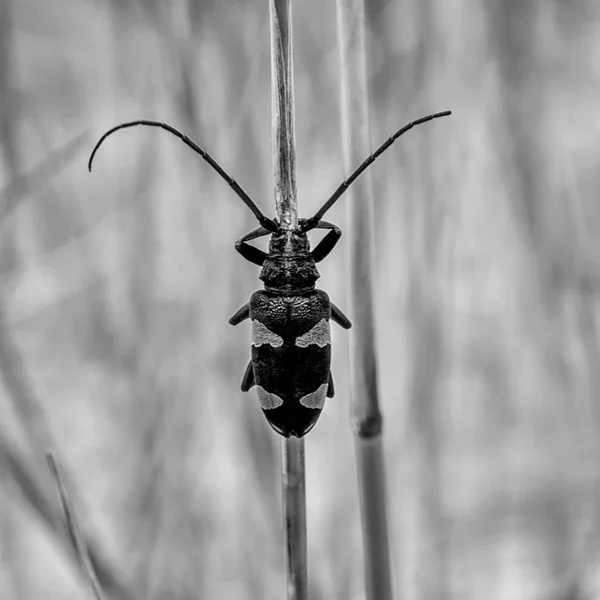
(88, 120, 279, 232)
(301, 110, 452, 231)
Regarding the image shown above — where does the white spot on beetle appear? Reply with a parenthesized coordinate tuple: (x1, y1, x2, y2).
(299, 383, 328, 409)
(256, 386, 284, 409)
(252, 320, 284, 348)
(295, 319, 330, 348)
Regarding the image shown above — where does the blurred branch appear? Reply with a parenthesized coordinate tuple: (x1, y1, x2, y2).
(0, 125, 133, 598)
(0, 0, 20, 272)
(47, 451, 105, 600)
(335, 1, 392, 600)
(0, 131, 89, 470)
(0, 433, 138, 600)
(270, 1, 307, 599)
(0, 131, 89, 226)
(0, 0, 18, 172)
(0, 301, 59, 470)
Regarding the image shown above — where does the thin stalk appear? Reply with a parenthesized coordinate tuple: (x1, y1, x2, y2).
(0, 422, 137, 600)
(270, 0, 297, 231)
(270, 1, 306, 599)
(281, 437, 307, 599)
(46, 451, 105, 600)
(336, 2, 393, 600)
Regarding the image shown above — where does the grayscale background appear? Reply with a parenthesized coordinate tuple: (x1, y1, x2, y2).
(0, 1, 599, 599)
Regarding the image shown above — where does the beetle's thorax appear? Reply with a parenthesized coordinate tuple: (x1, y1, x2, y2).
(260, 229, 320, 295)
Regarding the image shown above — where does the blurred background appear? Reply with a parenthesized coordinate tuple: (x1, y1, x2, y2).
(0, 0, 599, 599)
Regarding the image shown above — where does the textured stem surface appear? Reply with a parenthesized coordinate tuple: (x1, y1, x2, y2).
(270, 1, 306, 598)
(270, 0, 297, 229)
(336, 1, 393, 598)
(281, 437, 307, 600)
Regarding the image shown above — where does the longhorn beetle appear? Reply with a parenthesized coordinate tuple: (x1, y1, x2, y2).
(88, 110, 451, 437)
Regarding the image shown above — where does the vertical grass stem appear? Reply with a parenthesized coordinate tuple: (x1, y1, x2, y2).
(281, 437, 307, 599)
(336, 1, 394, 598)
(46, 451, 105, 600)
(270, 0, 297, 230)
(270, 1, 306, 599)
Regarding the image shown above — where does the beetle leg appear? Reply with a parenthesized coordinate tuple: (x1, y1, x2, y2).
(331, 303, 352, 329)
(310, 220, 342, 263)
(241, 360, 255, 391)
(327, 371, 335, 398)
(235, 226, 270, 266)
(229, 303, 250, 326)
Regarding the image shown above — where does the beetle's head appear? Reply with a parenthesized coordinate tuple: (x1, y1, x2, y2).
(268, 227, 310, 256)
(259, 226, 319, 291)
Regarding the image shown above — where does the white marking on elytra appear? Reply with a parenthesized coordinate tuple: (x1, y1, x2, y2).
(256, 386, 284, 409)
(252, 320, 284, 348)
(295, 319, 330, 348)
(299, 383, 328, 409)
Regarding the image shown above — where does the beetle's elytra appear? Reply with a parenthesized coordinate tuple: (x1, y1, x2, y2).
(88, 110, 451, 437)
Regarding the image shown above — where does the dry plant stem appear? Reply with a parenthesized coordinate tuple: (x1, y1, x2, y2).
(281, 437, 307, 600)
(270, 0, 297, 230)
(336, 1, 393, 599)
(270, 1, 307, 598)
(0, 435, 136, 600)
(46, 451, 105, 600)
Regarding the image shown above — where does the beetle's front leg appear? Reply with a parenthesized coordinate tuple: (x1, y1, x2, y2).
(309, 221, 342, 263)
(235, 226, 270, 266)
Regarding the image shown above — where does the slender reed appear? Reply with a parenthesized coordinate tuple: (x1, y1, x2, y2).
(0, 434, 135, 600)
(270, 0, 297, 232)
(270, 1, 307, 599)
(46, 451, 105, 600)
(281, 436, 306, 599)
(336, 1, 393, 599)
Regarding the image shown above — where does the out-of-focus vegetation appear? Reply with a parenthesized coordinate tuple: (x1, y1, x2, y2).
(1, 0, 599, 599)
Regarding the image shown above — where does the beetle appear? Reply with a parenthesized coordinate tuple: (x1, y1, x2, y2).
(88, 110, 451, 437)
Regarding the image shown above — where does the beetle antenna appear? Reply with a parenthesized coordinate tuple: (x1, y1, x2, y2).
(301, 111, 452, 231)
(88, 120, 279, 232)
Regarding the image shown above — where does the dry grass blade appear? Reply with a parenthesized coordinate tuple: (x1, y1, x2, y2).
(270, 1, 307, 598)
(336, 1, 393, 599)
(0, 434, 136, 600)
(46, 451, 105, 600)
